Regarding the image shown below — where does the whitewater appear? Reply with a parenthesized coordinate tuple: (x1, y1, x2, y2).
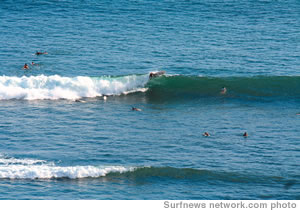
(0, 0, 299, 200)
(1, 74, 300, 101)
(0, 74, 149, 100)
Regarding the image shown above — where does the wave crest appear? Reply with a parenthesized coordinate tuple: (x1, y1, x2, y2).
(0, 156, 135, 179)
(0, 165, 134, 179)
(0, 74, 149, 100)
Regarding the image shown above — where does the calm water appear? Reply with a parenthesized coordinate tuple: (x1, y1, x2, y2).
(0, 0, 299, 199)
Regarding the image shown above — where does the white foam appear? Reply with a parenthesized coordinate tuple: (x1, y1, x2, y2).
(0, 157, 46, 165)
(0, 165, 135, 179)
(123, 87, 148, 95)
(0, 155, 136, 179)
(0, 74, 149, 100)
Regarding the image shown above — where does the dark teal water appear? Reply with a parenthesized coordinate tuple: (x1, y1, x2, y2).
(0, 0, 299, 199)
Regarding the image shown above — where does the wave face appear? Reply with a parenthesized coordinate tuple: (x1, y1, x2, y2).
(0, 74, 148, 100)
(146, 75, 300, 99)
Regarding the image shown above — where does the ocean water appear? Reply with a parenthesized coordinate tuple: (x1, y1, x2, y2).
(0, 0, 299, 200)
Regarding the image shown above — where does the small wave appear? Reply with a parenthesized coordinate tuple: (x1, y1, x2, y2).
(107, 166, 286, 184)
(0, 156, 287, 184)
(0, 74, 149, 100)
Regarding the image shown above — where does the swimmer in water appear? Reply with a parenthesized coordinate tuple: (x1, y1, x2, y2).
(220, 87, 227, 95)
(243, 132, 248, 137)
(23, 63, 29, 69)
(203, 132, 210, 137)
(132, 107, 142, 111)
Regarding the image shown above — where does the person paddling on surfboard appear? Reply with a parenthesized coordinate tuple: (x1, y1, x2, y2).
(243, 132, 248, 137)
(132, 107, 141, 111)
(31, 61, 39, 66)
(35, 51, 48, 55)
(203, 132, 210, 137)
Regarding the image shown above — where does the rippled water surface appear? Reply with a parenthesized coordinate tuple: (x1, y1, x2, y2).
(0, 0, 299, 199)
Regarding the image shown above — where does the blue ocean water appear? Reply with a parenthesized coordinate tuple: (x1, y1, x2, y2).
(0, 0, 299, 199)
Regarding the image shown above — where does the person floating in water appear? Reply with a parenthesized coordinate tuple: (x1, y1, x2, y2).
(23, 63, 29, 69)
(243, 132, 248, 137)
(203, 132, 210, 137)
(31, 61, 38, 65)
(35, 51, 48, 55)
(220, 87, 227, 95)
(132, 107, 141, 111)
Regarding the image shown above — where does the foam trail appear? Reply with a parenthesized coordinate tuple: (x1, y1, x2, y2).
(0, 156, 136, 179)
(0, 74, 149, 100)
(0, 165, 135, 179)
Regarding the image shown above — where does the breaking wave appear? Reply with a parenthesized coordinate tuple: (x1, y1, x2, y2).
(0, 74, 299, 101)
(0, 165, 135, 179)
(0, 156, 135, 179)
(0, 156, 292, 186)
(0, 74, 149, 100)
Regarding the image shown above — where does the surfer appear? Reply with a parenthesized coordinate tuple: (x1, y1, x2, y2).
(132, 107, 141, 111)
(75, 99, 86, 103)
(23, 63, 29, 69)
(203, 132, 210, 137)
(149, 71, 165, 79)
(35, 51, 48, 55)
(149, 72, 154, 79)
(220, 87, 227, 95)
(31, 61, 39, 66)
(243, 132, 248, 137)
